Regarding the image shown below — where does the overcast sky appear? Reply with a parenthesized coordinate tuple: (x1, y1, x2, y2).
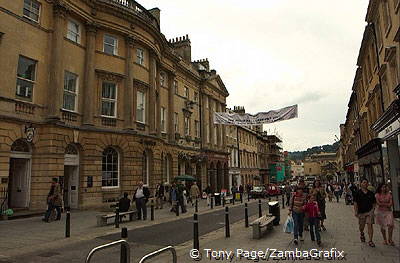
(142, 0, 369, 151)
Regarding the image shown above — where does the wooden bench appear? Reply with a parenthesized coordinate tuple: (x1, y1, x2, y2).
(96, 210, 138, 227)
(249, 215, 276, 239)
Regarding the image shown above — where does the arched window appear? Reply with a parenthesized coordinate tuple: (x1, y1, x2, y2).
(11, 139, 30, 153)
(142, 151, 149, 186)
(102, 147, 119, 187)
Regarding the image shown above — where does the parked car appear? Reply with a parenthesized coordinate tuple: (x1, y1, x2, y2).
(266, 184, 281, 196)
(250, 186, 267, 199)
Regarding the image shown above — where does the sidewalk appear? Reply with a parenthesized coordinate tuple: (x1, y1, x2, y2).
(0, 195, 258, 258)
(165, 199, 400, 263)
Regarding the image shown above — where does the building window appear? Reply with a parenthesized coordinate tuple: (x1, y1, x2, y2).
(184, 86, 189, 98)
(206, 123, 210, 143)
(16, 55, 36, 101)
(142, 151, 149, 186)
(184, 116, 190, 135)
(136, 48, 144, 65)
(63, 71, 78, 111)
(383, 1, 391, 33)
(194, 92, 198, 103)
(103, 34, 118, 55)
(195, 120, 200, 138)
(160, 73, 165, 87)
(375, 19, 383, 50)
(67, 20, 80, 43)
(136, 91, 146, 123)
(174, 112, 179, 133)
(101, 82, 117, 117)
(102, 147, 119, 187)
(23, 0, 40, 22)
(389, 58, 399, 88)
(161, 107, 166, 132)
(205, 96, 209, 108)
(213, 125, 217, 144)
(173, 80, 178, 95)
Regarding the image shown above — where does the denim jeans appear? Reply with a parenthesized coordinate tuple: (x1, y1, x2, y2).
(44, 202, 61, 221)
(292, 211, 304, 239)
(309, 217, 321, 241)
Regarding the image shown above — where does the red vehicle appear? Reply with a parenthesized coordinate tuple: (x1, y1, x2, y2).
(266, 184, 281, 196)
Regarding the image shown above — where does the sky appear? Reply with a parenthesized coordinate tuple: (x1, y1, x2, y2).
(141, 0, 370, 151)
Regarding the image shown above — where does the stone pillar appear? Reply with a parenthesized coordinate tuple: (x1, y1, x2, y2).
(149, 53, 156, 134)
(82, 22, 97, 125)
(155, 61, 161, 137)
(201, 93, 208, 146)
(124, 35, 135, 130)
(221, 103, 227, 149)
(216, 102, 221, 147)
(48, 4, 67, 120)
(209, 98, 214, 147)
(168, 72, 176, 143)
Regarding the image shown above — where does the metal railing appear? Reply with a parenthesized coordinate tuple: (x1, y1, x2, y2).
(139, 246, 177, 263)
(85, 240, 130, 263)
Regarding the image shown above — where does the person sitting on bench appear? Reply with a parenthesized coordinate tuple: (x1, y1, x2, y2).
(119, 192, 131, 212)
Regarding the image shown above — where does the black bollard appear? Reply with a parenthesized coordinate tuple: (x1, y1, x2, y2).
(258, 199, 262, 218)
(269, 196, 271, 202)
(195, 199, 198, 213)
(282, 194, 285, 209)
(151, 201, 154, 221)
(193, 213, 199, 250)
(65, 207, 70, 238)
(175, 202, 179, 217)
(240, 193, 243, 203)
(121, 227, 128, 263)
(248, 192, 250, 202)
(223, 196, 226, 207)
(211, 196, 214, 209)
(225, 206, 230, 238)
(233, 194, 235, 205)
(245, 203, 249, 228)
(115, 207, 120, 228)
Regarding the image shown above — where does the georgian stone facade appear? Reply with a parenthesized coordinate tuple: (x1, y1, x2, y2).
(0, 0, 229, 210)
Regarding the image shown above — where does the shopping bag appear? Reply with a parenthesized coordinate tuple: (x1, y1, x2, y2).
(283, 215, 294, 233)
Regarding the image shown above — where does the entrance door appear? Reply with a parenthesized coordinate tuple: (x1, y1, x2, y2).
(8, 158, 30, 208)
(64, 166, 79, 209)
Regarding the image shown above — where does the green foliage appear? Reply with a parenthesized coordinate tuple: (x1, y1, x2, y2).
(288, 141, 339, 161)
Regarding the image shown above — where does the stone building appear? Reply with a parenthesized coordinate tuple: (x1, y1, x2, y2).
(0, 0, 229, 211)
(339, 0, 399, 216)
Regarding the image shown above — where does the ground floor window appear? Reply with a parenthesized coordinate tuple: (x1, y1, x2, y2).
(102, 147, 119, 187)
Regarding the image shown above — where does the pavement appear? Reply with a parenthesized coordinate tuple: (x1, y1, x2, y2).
(0, 195, 399, 263)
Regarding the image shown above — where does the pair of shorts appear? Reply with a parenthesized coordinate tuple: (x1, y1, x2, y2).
(358, 211, 374, 225)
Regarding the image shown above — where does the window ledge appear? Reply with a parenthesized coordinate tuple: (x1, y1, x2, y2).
(64, 37, 85, 49)
(133, 62, 148, 71)
(96, 50, 125, 60)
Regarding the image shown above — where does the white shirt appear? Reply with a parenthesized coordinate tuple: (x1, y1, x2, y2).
(135, 187, 144, 198)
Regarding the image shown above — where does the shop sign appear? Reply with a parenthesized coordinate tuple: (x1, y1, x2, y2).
(378, 119, 400, 140)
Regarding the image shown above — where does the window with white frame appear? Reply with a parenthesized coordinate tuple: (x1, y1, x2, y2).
(160, 73, 166, 87)
(136, 48, 144, 65)
(174, 112, 179, 132)
(63, 71, 78, 111)
(102, 147, 119, 187)
(67, 20, 80, 43)
(136, 91, 146, 123)
(184, 86, 189, 98)
(16, 55, 36, 101)
(184, 116, 190, 136)
(174, 80, 178, 95)
(101, 82, 117, 117)
(103, 34, 118, 55)
(194, 92, 198, 103)
(161, 107, 166, 132)
(23, 0, 40, 22)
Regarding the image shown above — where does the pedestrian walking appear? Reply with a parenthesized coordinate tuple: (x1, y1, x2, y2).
(334, 183, 341, 203)
(375, 183, 395, 246)
(133, 181, 150, 220)
(43, 178, 62, 223)
(155, 183, 165, 209)
(177, 181, 187, 213)
(190, 182, 200, 206)
(311, 179, 327, 231)
(285, 183, 291, 207)
(326, 183, 334, 202)
(288, 180, 307, 245)
(303, 195, 322, 246)
(205, 184, 212, 206)
(354, 178, 376, 247)
(170, 183, 177, 212)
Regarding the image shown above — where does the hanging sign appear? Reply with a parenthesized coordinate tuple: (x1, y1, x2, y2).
(214, 105, 298, 125)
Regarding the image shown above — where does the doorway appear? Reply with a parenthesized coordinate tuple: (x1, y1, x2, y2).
(8, 158, 31, 208)
(64, 144, 79, 209)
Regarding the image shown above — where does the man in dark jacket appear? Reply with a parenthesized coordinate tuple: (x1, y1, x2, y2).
(118, 192, 131, 212)
(133, 181, 150, 220)
(155, 183, 165, 209)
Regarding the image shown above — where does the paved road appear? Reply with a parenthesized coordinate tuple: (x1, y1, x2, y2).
(5, 200, 271, 263)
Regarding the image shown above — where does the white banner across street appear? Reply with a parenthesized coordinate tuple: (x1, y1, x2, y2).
(213, 105, 298, 125)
